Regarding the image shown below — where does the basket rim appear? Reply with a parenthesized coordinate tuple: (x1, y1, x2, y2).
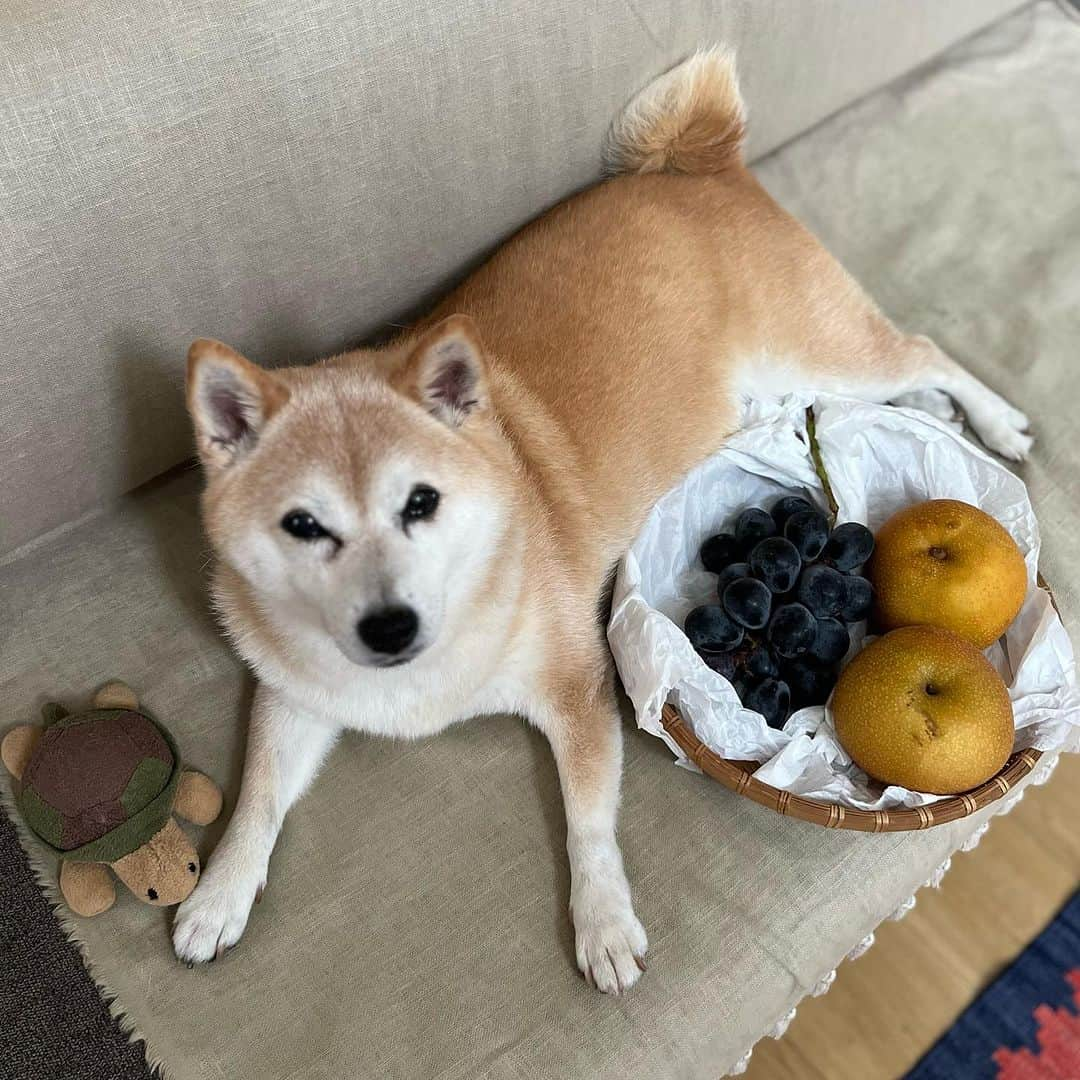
(658, 574, 1057, 832)
(660, 702, 1042, 831)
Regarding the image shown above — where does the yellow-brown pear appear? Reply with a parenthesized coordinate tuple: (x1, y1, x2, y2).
(831, 625, 1014, 794)
(868, 499, 1027, 648)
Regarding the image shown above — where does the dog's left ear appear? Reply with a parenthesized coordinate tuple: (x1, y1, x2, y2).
(396, 315, 489, 428)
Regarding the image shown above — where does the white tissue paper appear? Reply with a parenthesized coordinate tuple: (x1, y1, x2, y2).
(608, 393, 1080, 810)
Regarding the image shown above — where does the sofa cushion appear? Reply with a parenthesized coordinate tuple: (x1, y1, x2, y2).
(0, 0, 1024, 555)
(0, 469, 1006, 1079)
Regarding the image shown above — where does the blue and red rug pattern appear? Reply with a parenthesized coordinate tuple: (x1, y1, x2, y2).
(906, 891, 1080, 1079)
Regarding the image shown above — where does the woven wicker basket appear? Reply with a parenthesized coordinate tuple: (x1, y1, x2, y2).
(660, 702, 1041, 832)
(643, 411, 1057, 831)
(659, 575, 1057, 832)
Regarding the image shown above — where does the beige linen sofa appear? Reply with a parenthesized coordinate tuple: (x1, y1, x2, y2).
(3, 2, 1077, 1078)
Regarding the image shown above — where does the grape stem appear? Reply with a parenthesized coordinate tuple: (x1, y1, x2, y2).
(806, 407, 839, 523)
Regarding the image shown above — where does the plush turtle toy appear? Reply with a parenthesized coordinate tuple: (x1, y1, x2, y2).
(1, 682, 222, 917)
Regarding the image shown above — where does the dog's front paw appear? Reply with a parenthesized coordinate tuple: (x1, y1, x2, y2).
(172, 861, 264, 965)
(571, 882, 648, 995)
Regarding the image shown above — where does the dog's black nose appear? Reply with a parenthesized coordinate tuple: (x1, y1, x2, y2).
(357, 605, 419, 655)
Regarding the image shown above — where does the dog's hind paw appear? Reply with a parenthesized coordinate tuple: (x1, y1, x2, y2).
(949, 377, 1034, 462)
(571, 885, 648, 994)
(973, 415, 1034, 462)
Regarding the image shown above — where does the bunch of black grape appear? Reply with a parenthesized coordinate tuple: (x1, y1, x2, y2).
(684, 496, 874, 729)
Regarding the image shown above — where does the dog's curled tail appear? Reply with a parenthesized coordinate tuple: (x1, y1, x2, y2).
(605, 47, 746, 176)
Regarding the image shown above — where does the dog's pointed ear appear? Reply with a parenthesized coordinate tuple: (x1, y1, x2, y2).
(186, 339, 290, 468)
(397, 315, 489, 428)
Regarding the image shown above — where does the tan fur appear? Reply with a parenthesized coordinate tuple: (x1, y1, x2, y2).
(605, 46, 745, 175)
(392, 314, 492, 421)
(177, 48, 1030, 987)
(187, 338, 291, 469)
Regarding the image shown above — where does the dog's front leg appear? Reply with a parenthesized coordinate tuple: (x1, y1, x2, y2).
(536, 671, 648, 994)
(172, 684, 340, 964)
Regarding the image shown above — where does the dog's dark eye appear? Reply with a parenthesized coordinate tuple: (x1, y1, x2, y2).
(403, 485, 439, 523)
(188, 862, 197, 874)
(147, 887, 158, 900)
(281, 510, 330, 541)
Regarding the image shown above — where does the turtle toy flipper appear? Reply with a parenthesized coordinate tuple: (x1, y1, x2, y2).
(93, 681, 139, 711)
(2, 682, 223, 917)
(60, 862, 117, 917)
(174, 770, 224, 826)
(1, 725, 41, 780)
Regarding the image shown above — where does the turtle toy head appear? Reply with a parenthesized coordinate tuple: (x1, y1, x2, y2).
(1, 681, 222, 917)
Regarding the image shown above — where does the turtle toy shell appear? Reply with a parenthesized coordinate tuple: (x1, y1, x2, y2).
(18, 703, 181, 862)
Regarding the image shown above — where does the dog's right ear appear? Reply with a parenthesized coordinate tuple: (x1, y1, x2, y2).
(186, 339, 290, 468)
(395, 315, 489, 429)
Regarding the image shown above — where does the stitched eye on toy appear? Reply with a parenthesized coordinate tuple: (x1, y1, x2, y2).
(281, 509, 331, 541)
(188, 862, 197, 873)
(402, 485, 439, 524)
(147, 887, 158, 900)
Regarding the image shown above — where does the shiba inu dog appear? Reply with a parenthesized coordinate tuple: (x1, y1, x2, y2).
(173, 48, 1032, 993)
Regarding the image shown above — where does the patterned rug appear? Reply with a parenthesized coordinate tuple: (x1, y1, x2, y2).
(907, 891, 1080, 1079)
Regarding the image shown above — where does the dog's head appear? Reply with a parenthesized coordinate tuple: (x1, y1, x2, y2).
(186, 315, 513, 669)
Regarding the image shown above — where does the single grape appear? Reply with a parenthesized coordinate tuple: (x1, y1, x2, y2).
(784, 509, 830, 562)
(731, 672, 753, 701)
(716, 561, 752, 599)
(703, 651, 737, 680)
(743, 677, 792, 729)
(784, 658, 838, 708)
(767, 602, 816, 658)
(822, 522, 875, 572)
(771, 495, 814, 531)
(722, 577, 772, 630)
(806, 617, 851, 665)
(796, 563, 846, 618)
(685, 604, 744, 653)
(701, 532, 740, 574)
(749, 536, 802, 594)
(735, 507, 777, 550)
(746, 644, 780, 680)
(838, 575, 873, 622)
